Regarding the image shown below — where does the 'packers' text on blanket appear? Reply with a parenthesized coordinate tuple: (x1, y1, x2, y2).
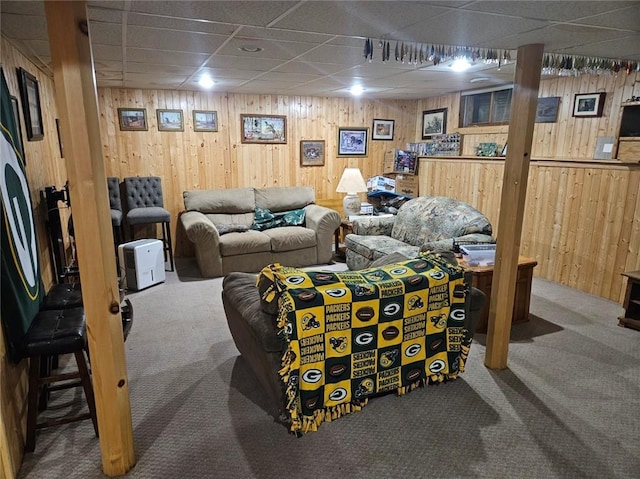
(258, 253, 473, 435)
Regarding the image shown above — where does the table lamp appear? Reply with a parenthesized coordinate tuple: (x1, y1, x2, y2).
(336, 167, 368, 218)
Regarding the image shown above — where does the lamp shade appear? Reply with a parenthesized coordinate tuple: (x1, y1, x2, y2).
(336, 168, 367, 194)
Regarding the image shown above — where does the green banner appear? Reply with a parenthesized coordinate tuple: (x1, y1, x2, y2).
(1, 68, 43, 362)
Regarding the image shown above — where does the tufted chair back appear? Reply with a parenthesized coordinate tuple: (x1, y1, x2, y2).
(124, 176, 165, 210)
(107, 177, 122, 212)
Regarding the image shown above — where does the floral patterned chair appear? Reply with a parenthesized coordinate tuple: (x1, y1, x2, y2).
(345, 196, 495, 270)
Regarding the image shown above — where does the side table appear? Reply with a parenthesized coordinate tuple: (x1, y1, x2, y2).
(458, 256, 538, 333)
(619, 271, 640, 331)
(334, 220, 353, 260)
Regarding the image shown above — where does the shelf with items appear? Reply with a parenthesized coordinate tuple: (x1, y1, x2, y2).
(407, 133, 462, 157)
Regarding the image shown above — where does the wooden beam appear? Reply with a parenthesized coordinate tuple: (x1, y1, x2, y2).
(485, 44, 544, 369)
(43, 2, 135, 475)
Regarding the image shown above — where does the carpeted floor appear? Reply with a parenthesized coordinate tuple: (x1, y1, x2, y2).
(17, 258, 640, 479)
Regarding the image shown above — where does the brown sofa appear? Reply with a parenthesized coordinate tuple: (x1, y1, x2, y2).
(181, 186, 341, 277)
(221, 254, 486, 422)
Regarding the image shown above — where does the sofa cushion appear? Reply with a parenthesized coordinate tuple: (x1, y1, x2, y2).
(263, 226, 316, 252)
(255, 186, 314, 212)
(220, 230, 271, 256)
(345, 234, 421, 261)
(215, 223, 250, 235)
(184, 188, 255, 214)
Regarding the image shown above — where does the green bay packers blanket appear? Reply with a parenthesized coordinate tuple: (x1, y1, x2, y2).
(258, 253, 472, 435)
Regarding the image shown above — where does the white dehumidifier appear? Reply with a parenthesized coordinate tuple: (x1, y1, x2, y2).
(118, 239, 165, 291)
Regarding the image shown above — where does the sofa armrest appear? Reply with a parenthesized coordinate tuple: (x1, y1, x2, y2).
(181, 211, 224, 277)
(421, 233, 496, 253)
(304, 204, 341, 263)
(351, 216, 396, 236)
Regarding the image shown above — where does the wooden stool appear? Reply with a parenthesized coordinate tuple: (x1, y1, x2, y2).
(22, 307, 98, 452)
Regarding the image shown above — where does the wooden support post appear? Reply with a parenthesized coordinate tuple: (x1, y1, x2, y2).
(485, 44, 544, 370)
(44, 2, 135, 475)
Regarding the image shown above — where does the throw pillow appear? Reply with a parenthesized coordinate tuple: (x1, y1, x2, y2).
(215, 223, 250, 235)
(281, 208, 306, 226)
(252, 206, 278, 231)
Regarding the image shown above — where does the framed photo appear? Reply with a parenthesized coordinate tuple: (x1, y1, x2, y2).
(10, 96, 24, 158)
(535, 96, 561, 123)
(573, 92, 606, 117)
(16, 67, 44, 141)
(193, 110, 218, 132)
(421, 108, 447, 139)
(393, 149, 417, 174)
(300, 140, 325, 166)
(372, 119, 394, 140)
(337, 127, 368, 156)
(118, 108, 148, 131)
(241, 114, 286, 143)
(157, 109, 184, 131)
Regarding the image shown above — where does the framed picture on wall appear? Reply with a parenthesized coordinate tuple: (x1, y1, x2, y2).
(241, 114, 287, 143)
(573, 92, 606, 117)
(421, 108, 447, 139)
(157, 109, 184, 131)
(118, 108, 148, 131)
(300, 140, 325, 166)
(10, 95, 24, 159)
(16, 67, 44, 141)
(193, 110, 218, 132)
(535, 96, 561, 123)
(337, 127, 368, 156)
(372, 119, 394, 140)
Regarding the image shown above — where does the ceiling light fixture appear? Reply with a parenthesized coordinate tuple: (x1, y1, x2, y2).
(350, 85, 364, 96)
(198, 75, 215, 89)
(239, 46, 263, 53)
(451, 57, 471, 72)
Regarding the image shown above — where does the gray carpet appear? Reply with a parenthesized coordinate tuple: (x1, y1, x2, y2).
(17, 258, 640, 479)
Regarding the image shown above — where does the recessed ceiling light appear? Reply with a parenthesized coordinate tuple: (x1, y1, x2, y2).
(350, 85, 364, 96)
(198, 75, 215, 89)
(451, 58, 471, 72)
(239, 46, 263, 53)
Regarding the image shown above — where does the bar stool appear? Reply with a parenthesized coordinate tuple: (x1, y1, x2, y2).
(22, 307, 98, 452)
(123, 176, 174, 271)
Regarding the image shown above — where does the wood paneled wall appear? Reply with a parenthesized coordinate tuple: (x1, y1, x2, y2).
(417, 72, 640, 159)
(419, 158, 640, 302)
(98, 89, 418, 255)
(1, 38, 66, 479)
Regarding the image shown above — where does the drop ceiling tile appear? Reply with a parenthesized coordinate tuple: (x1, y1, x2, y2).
(125, 12, 237, 35)
(251, 71, 325, 83)
(575, 5, 640, 31)
(87, 6, 123, 23)
(128, 1, 298, 26)
(272, 61, 347, 75)
(125, 63, 196, 75)
(296, 44, 368, 65)
(459, 1, 633, 21)
(1, 14, 48, 40)
(93, 44, 123, 62)
(236, 26, 333, 43)
(126, 26, 227, 53)
(127, 48, 210, 66)
(198, 67, 272, 80)
(0, 1, 45, 15)
(88, 22, 122, 46)
(554, 35, 640, 60)
(217, 37, 320, 60)
(204, 55, 285, 71)
(124, 72, 188, 88)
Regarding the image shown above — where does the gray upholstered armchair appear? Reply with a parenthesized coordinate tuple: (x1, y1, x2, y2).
(345, 196, 495, 270)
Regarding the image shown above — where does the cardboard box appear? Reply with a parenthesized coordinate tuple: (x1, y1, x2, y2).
(367, 175, 395, 193)
(393, 174, 419, 197)
(383, 150, 395, 174)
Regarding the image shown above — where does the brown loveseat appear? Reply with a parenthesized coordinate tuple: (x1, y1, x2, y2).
(181, 186, 341, 277)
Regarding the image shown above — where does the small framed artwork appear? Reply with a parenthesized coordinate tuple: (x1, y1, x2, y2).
(118, 108, 148, 131)
(372, 119, 394, 140)
(300, 140, 325, 166)
(241, 114, 286, 143)
(157, 109, 184, 131)
(337, 127, 368, 156)
(16, 67, 44, 141)
(193, 110, 218, 132)
(10, 96, 24, 158)
(421, 108, 447, 139)
(573, 92, 606, 117)
(535, 96, 561, 123)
